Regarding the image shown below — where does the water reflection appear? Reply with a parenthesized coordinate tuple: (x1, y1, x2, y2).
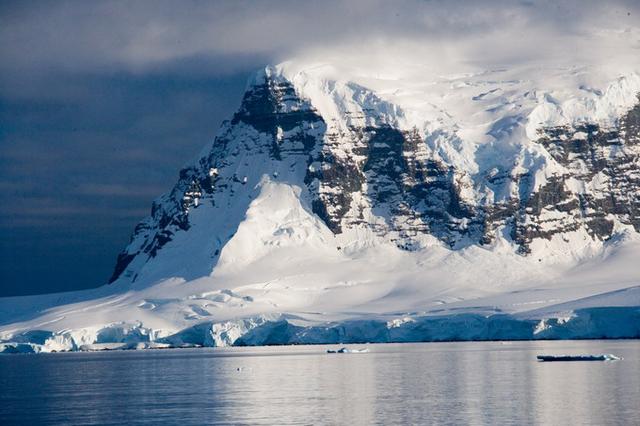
(1, 341, 638, 425)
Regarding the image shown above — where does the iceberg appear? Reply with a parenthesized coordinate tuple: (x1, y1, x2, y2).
(536, 354, 622, 362)
(327, 347, 369, 354)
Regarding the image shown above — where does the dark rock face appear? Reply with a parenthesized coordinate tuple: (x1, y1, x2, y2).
(361, 126, 476, 248)
(109, 73, 640, 283)
(231, 76, 323, 160)
(304, 122, 368, 234)
(525, 98, 640, 244)
(477, 96, 640, 255)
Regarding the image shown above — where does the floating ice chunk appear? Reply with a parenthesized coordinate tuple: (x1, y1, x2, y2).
(537, 354, 622, 362)
(327, 347, 369, 354)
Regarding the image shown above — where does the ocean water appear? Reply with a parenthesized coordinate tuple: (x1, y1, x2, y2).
(1, 340, 639, 425)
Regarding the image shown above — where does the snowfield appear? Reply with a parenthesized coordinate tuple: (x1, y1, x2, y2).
(2, 20, 640, 352)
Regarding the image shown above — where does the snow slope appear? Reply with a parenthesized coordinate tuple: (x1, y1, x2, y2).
(2, 28, 640, 352)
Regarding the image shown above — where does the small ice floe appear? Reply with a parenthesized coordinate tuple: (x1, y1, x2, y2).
(537, 354, 622, 362)
(326, 347, 369, 354)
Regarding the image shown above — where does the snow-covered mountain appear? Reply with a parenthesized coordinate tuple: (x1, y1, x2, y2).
(2, 62, 640, 353)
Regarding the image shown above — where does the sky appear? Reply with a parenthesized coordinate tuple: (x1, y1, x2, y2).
(1, 0, 639, 296)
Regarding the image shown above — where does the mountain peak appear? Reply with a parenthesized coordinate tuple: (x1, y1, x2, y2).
(106, 65, 640, 287)
(3, 63, 640, 353)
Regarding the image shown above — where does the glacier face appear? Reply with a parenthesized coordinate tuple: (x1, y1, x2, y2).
(2, 64, 640, 353)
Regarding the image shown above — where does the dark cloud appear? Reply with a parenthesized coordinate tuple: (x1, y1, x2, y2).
(2, 1, 638, 77)
(0, 70, 249, 296)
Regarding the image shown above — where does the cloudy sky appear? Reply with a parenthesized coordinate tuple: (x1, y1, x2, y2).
(1, 0, 639, 296)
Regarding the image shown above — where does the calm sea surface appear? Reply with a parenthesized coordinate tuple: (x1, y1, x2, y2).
(1, 340, 639, 425)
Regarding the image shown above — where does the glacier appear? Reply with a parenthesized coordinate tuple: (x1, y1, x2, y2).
(2, 58, 640, 353)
